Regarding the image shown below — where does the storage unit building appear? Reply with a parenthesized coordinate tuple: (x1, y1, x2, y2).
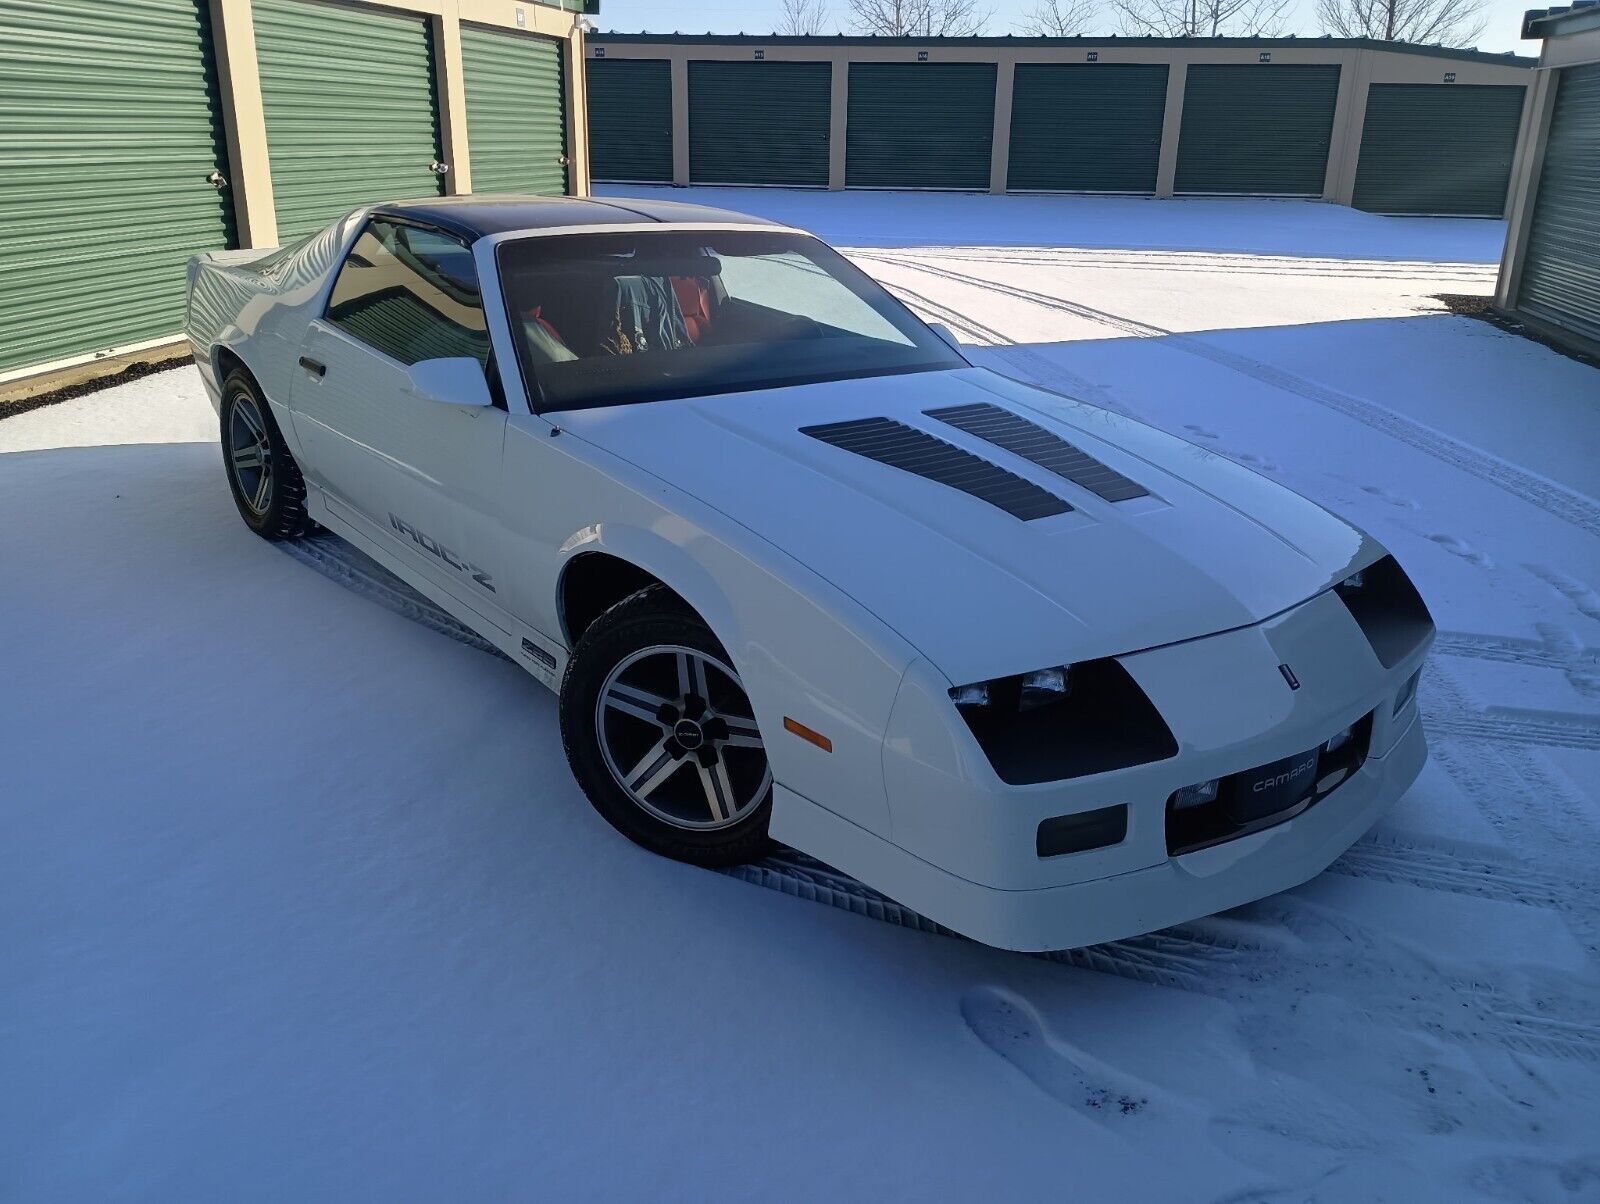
(0, 0, 591, 395)
(1007, 63, 1169, 194)
(1175, 64, 1343, 196)
(1353, 84, 1526, 215)
(253, 0, 445, 241)
(589, 35, 1529, 210)
(688, 60, 832, 187)
(587, 58, 673, 183)
(0, 0, 234, 375)
(846, 62, 997, 189)
(461, 24, 569, 196)
(1497, 3, 1600, 358)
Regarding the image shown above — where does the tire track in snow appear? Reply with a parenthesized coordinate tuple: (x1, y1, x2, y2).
(893, 246, 1498, 284)
(1423, 662, 1600, 964)
(1434, 629, 1599, 676)
(854, 252, 1600, 538)
(279, 533, 510, 659)
(745, 848, 1600, 1063)
(1327, 831, 1567, 909)
(874, 277, 1131, 415)
(1428, 708, 1600, 751)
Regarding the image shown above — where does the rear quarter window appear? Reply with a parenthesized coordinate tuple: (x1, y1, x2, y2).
(325, 219, 491, 368)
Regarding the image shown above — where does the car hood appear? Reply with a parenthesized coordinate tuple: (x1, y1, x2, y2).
(556, 368, 1379, 686)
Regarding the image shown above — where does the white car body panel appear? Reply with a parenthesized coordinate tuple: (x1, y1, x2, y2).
(554, 368, 1381, 687)
(185, 198, 1432, 951)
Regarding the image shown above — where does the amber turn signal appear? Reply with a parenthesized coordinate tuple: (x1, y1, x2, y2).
(783, 716, 832, 752)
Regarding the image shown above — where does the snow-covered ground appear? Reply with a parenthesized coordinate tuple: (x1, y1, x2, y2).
(4, 190, 1599, 1202)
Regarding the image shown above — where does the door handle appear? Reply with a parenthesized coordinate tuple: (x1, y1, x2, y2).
(298, 356, 326, 379)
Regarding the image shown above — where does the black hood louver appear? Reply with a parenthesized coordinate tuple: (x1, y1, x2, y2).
(925, 402, 1149, 503)
(800, 417, 1072, 521)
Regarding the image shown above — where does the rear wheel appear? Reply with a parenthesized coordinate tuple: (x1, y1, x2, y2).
(220, 368, 311, 541)
(560, 586, 773, 866)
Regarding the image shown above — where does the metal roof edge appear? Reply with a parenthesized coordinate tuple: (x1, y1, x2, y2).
(1523, 1, 1600, 39)
(590, 33, 1536, 67)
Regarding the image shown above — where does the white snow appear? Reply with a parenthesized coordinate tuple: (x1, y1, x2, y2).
(4, 189, 1599, 1202)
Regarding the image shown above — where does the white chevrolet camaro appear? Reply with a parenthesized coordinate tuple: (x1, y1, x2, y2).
(186, 195, 1434, 951)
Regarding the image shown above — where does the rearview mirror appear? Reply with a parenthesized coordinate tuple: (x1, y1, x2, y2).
(927, 322, 963, 353)
(405, 357, 493, 408)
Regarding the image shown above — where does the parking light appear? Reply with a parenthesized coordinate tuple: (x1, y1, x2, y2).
(1172, 778, 1220, 810)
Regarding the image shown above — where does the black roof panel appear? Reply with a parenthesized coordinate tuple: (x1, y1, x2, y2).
(370, 194, 781, 242)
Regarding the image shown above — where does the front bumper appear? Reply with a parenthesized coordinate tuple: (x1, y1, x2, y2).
(769, 586, 1432, 951)
(770, 709, 1425, 952)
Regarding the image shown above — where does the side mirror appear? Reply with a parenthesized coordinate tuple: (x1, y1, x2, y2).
(927, 321, 963, 353)
(405, 357, 493, 408)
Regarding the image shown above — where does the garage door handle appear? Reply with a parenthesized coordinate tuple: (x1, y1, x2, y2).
(298, 356, 326, 379)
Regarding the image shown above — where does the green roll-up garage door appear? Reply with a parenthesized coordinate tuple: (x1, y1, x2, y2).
(461, 25, 567, 196)
(1176, 64, 1342, 196)
(1008, 63, 1169, 193)
(0, 0, 233, 375)
(847, 63, 997, 190)
(1353, 84, 1525, 216)
(254, 0, 443, 241)
(689, 61, 831, 187)
(1517, 64, 1600, 345)
(587, 58, 673, 182)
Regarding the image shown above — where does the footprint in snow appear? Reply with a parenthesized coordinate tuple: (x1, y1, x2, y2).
(1174, 426, 1277, 471)
(1234, 451, 1280, 473)
(1429, 533, 1492, 567)
(1525, 564, 1600, 625)
(1359, 483, 1420, 510)
(1465, 1152, 1600, 1202)
(960, 985, 1150, 1121)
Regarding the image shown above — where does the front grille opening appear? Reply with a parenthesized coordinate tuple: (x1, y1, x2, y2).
(1336, 556, 1434, 669)
(1166, 712, 1374, 857)
(958, 658, 1178, 786)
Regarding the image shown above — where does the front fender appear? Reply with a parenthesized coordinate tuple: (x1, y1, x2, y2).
(551, 516, 912, 837)
(511, 414, 921, 837)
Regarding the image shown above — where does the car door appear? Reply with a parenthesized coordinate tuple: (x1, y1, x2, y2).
(289, 217, 511, 623)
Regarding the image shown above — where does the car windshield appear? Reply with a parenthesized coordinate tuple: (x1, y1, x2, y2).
(496, 229, 965, 411)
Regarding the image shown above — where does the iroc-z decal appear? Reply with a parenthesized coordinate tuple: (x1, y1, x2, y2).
(389, 514, 495, 593)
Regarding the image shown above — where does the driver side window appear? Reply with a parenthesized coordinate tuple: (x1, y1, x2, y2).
(325, 219, 492, 369)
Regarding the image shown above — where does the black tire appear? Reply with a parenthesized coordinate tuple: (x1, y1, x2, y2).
(560, 585, 773, 867)
(220, 367, 312, 541)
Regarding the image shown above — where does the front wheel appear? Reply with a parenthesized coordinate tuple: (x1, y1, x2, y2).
(560, 586, 773, 867)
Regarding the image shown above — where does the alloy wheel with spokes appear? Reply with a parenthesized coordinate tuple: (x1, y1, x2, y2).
(561, 586, 774, 866)
(596, 644, 771, 831)
(228, 392, 274, 516)
(218, 368, 311, 541)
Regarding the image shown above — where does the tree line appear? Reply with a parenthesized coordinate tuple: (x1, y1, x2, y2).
(775, 0, 1488, 47)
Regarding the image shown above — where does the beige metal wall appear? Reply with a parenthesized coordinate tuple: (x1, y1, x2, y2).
(213, 0, 591, 251)
(592, 38, 1530, 207)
